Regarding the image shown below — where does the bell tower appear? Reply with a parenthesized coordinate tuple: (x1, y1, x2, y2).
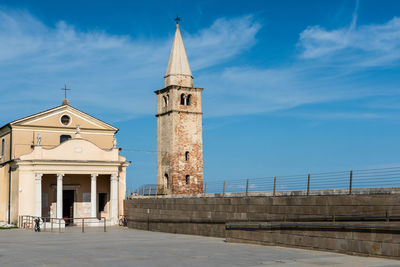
(155, 19, 204, 195)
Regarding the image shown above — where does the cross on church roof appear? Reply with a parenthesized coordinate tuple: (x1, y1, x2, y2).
(61, 84, 71, 99)
(174, 16, 181, 25)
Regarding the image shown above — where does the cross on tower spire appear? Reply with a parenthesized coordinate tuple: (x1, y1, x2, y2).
(174, 16, 181, 25)
(61, 84, 71, 105)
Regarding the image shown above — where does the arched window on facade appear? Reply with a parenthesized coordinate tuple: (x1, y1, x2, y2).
(164, 173, 169, 188)
(180, 94, 186, 105)
(185, 151, 189, 161)
(186, 94, 191, 106)
(60, 135, 72, 144)
(1, 139, 4, 157)
(185, 175, 190, 185)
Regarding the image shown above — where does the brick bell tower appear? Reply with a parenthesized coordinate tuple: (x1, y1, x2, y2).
(155, 19, 204, 195)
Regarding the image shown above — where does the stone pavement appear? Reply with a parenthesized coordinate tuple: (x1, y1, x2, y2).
(0, 227, 398, 266)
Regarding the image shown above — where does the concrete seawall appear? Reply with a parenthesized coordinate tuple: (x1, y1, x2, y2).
(125, 188, 400, 258)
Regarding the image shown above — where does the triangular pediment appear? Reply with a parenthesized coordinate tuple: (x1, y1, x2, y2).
(10, 105, 117, 131)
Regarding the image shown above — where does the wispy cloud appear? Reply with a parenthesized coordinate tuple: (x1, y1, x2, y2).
(0, 7, 400, 124)
(0, 9, 259, 123)
(298, 12, 400, 67)
(186, 15, 261, 70)
(199, 4, 400, 118)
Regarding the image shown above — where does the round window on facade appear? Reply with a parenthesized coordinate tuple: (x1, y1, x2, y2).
(60, 115, 71, 126)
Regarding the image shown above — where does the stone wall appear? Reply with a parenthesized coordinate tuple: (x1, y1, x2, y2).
(226, 222, 400, 258)
(125, 189, 400, 258)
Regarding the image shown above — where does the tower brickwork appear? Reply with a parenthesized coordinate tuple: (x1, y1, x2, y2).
(155, 22, 203, 195)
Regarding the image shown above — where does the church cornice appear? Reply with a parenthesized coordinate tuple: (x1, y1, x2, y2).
(12, 125, 116, 133)
(16, 159, 127, 165)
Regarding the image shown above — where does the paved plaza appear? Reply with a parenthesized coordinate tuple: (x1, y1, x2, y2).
(0, 227, 399, 266)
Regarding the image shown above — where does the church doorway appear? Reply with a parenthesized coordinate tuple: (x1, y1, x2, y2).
(63, 190, 74, 225)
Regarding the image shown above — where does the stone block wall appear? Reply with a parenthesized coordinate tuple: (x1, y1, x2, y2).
(125, 189, 400, 257)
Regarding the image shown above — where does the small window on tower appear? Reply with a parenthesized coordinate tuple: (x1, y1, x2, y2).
(164, 173, 169, 188)
(186, 95, 191, 106)
(185, 175, 190, 185)
(180, 94, 186, 105)
(185, 151, 189, 161)
(163, 95, 169, 107)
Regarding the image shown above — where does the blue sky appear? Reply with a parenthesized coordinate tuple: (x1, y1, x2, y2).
(1, 0, 400, 191)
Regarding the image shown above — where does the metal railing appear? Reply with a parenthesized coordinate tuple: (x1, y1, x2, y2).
(19, 215, 107, 233)
(202, 167, 400, 195)
(130, 184, 172, 197)
(129, 166, 400, 197)
(130, 183, 206, 197)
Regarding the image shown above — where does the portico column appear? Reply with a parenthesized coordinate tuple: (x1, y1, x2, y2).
(35, 173, 43, 217)
(56, 174, 64, 219)
(91, 174, 98, 219)
(110, 174, 119, 224)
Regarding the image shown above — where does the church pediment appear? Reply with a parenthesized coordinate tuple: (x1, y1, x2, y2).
(10, 104, 117, 132)
(19, 138, 122, 162)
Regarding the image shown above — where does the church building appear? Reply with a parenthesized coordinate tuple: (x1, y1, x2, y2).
(0, 98, 129, 225)
(155, 19, 204, 195)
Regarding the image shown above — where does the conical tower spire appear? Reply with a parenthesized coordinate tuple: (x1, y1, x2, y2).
(164, 18, 193, 87)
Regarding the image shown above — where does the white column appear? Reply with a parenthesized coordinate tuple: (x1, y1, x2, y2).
(56, 174, 64, 219)
(35, 173, 43, 217)
(110, 174, 119, 224)
(91, 174, 98, 219)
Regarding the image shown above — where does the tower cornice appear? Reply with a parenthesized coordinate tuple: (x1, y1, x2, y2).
(155, 110, 203, 117)
(154, 85, 203, 95)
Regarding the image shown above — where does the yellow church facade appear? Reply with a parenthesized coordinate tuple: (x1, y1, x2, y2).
(0, 99, 129, 225)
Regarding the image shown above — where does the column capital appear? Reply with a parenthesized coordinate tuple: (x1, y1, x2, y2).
(35, 173, 43, 181)
(110, 173, 119, 181)
(57, 173, 64, 180)
(91, 173, 98, 180)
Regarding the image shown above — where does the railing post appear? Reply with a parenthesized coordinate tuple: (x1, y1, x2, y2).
(82, 218, 85, 233)
(307, 174, 311, 196)
(245, 178, 249, 196)
(43, 218, 46, 232)
(222, 181, 226, 197)
(58, 219, 61, 233)
(104, 217, 106, 232)
(51, 218, 53, 232)
(273, 176, 277, 197)
(349, 170, 353, 195)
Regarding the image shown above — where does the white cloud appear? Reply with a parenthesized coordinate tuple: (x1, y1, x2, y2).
(186, 15, 261, 70)
(0, 9, 260, 124)
(0, 7, 400, 124)
(299, 16, 400, 67)
(197, 12, 400, 118)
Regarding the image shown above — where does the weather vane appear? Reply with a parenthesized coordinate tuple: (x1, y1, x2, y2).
(174, 16, 181, 25)
(61, 84, 71, 99)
